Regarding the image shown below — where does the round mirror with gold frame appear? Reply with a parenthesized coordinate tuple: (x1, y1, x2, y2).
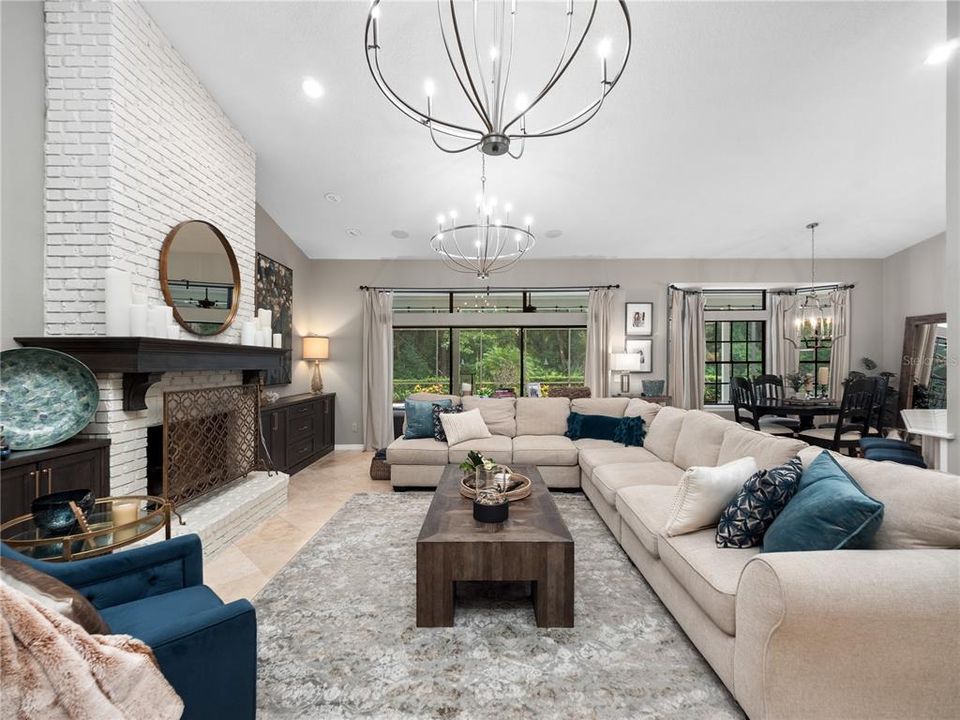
(159, 220, 241, 336)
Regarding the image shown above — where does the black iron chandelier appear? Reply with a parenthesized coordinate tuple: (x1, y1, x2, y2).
(784, 222, 842, 350)
(364, 0, 632, 158)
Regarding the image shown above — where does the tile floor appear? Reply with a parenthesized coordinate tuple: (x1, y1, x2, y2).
(204, 450, 388, 602)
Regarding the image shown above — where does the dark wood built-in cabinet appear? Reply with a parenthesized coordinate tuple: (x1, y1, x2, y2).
(1, 439, 111, 523)
(261, 393, 335, 475)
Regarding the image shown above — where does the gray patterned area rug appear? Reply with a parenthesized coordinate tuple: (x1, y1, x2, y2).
(255, 492, 744, 720)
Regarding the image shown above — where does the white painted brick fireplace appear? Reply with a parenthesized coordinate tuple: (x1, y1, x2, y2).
(43, 0, 262, 499)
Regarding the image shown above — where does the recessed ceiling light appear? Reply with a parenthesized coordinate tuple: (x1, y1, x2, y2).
(390, 230, 409, 239)
(545, 229, 563, 239)
(346, 228, 362, 237)
(302, 76, 324, 99)
(924, 38, 959, 65)
(324, 192, 341, 203)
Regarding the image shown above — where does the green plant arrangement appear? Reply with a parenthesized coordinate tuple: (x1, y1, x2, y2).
(784, 372, 812, 393)
(459, 450, 496, 476)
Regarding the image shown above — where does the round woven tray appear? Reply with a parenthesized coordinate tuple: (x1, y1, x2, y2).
(459, 472, 532, 502)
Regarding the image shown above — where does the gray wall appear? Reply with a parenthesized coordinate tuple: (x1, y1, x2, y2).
(947, 0, 959, 470)
(880, 233, 947, 372)
(255, 203, 315, 397)
(309, 257, 885, 446)
(1, 0, 45, 350)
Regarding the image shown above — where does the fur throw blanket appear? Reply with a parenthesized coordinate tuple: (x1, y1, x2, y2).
(1, 581, 184, 720)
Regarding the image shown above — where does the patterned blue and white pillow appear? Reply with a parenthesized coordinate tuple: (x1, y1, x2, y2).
(432, 404, 463, 442)
(716, 456, 803, 548)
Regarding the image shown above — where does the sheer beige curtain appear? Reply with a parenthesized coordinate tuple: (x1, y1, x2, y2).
(768, 292, 800, 377)
(827, 287, 852, 395)
(362, 289, 394, 450)
(668, 288, 706, 409)
(913, 324, 937, 387)
(584, 287, 614, 397)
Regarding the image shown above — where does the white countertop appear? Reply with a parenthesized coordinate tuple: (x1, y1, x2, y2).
(900, 409, 955, 440)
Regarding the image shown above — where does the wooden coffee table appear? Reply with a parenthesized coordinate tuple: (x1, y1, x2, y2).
(416, 464, 574, 628)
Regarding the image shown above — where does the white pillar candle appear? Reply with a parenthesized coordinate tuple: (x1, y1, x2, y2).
(147, 305, 173, 338)
(167, 324, 181, 340)
(259, 329, 271, 347)
(131, 291, 147, 306)
(104, 268, 131, 335)
(129, 304, 147, 336)
(272, 333, 282, 348)
(112, 500, 139, 543)
(258, 308, 272, 331)
(241, 320, 257, 345)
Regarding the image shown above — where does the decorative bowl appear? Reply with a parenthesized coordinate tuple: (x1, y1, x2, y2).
(460, 472, 532, 502)
(31, 489, 95, 537)
(0, 348, 99, 450)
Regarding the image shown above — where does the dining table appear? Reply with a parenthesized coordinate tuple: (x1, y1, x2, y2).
(754, 398, 841, 431)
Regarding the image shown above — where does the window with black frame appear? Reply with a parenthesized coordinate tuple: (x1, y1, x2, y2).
(704, 320, 766, 405)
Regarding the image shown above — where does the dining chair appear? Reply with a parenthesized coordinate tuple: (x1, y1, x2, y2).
(731, 377, 795, 436)
(798, 375, 877, 453)
(752, 374, 801, 430)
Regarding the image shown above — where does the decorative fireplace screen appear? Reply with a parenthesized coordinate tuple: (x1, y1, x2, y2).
(163, 384, 262, 507)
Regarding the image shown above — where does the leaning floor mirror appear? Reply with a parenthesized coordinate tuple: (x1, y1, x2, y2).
(899, 313, 948, 412)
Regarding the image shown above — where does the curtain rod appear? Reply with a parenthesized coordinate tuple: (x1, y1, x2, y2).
(769, 283, 856, 295)
(358, 284, 620, 292)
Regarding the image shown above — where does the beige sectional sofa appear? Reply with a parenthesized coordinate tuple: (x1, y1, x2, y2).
(387, 394, 960, 719)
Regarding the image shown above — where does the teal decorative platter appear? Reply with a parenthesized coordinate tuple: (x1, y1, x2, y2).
(0, 348, 100, 450)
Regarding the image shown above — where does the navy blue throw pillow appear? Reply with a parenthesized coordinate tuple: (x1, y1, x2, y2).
(614, 416, 646, 447)
(404, 398, 452, 439)
(716, 456, 803, 548)
(564, 412, 621, 441)
(432, 404, 463, 442)
(762, 451, 884, 553)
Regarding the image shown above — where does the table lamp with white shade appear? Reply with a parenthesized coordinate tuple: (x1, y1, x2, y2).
(611, 353, 643, 394)
(303, 336, 329, 394)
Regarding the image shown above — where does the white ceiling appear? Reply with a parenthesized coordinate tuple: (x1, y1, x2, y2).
(143, 1, 948, 260)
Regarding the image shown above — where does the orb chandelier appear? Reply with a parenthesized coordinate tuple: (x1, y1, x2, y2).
(364, 0, 632, 158)
(429, 156, 535, 278)
(784, 222, 843, 350)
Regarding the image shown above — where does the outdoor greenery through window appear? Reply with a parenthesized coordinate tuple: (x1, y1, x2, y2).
(797, 324, 832, 392)
(393, 327, 586, 401)
(703, 320, 766, 404)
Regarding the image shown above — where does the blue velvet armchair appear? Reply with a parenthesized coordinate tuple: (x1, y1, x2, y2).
(1, 534, 256, 720)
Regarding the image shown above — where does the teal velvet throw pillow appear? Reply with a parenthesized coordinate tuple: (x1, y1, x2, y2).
(404, 398, 452, 439)
(613, 416, 646, 447)
(762, 451, 884, 553)
(565, 412, 621, 441)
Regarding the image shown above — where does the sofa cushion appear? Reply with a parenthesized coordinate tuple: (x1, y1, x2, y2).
(402, 393, 461, 434)
(101, 585, 223, 641)
(448, 434, 513, 464)
(432, 403, 463, 442)
(462, 397, 517, 437)
(572, 438, 621, 450)
(578, 446, 660, 478)
(593, 461, 684, 506)
(718, 425, 808, 470)
(515, 397, 570, 436)
(386, 437, 449, 465)
(673, 410, 731, 470)
(798, 446, 960, 550)
(643, 406, 687, 462)
(716, 456, 803, 548)
(511, 435, 578, 466)
(439, 408, 492, 447)
(571, 397, 629, 417)
(664, 457, 759, 536)
(616, 485, 679, 558)
(659, 531, 758, 636)
(763, 451, 884, 553)
(624, 397, 662, 428)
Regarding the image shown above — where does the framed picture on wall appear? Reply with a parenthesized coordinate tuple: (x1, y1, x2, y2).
(625, 302, 653, 336)
(625, 339, 653, 372)
(255, 253, 293, 385)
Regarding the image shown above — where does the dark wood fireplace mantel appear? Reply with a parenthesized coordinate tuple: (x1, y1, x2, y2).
(14, 337, 286, 411)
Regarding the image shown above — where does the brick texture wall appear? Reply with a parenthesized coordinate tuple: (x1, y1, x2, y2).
(43, 0, 257, 494)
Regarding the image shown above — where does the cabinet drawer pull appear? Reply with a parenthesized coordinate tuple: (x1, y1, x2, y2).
(33, 470, 39, 498)
(45, 468, 53, 493)
(272, 414, 279, 431)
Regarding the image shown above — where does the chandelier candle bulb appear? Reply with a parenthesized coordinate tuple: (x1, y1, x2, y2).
(104, 268, 132, 336)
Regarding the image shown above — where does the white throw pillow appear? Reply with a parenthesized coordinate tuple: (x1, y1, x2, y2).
(663, 456, 759, 537)
(439, 408, 492, 447)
